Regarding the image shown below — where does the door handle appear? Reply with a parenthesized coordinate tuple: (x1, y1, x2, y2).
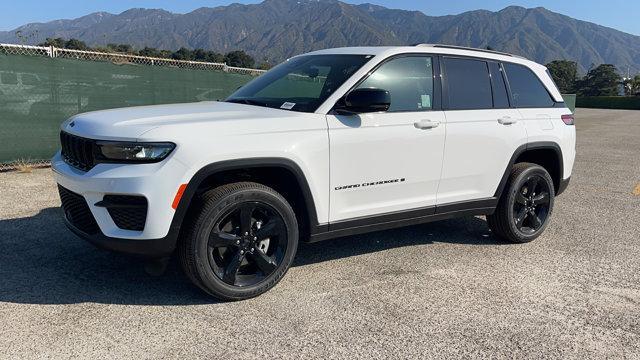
(414, 119, 440, 130)
(498, 116, 518, 125)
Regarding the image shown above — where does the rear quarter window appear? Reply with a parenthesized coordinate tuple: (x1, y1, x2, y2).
(503, 63, 555, 108)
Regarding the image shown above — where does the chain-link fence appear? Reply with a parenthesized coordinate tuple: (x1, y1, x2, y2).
(0, 43, 267, 75)
(0, 43, 266, 171)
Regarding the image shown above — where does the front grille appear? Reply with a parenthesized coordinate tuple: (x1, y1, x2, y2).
(58, 185, 100, 234)
(102, 195, 148, 231)
(60, 131, 96, 171)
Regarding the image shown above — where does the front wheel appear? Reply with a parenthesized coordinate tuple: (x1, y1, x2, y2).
(179, 182, 299, 300)
(487, 162, 555, 243)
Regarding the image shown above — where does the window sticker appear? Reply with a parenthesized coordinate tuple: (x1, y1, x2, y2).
(280, 102, 296, 110)
(421, 94, 431, 108)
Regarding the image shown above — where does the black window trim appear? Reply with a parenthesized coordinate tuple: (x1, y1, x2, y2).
(329, 53, 443, 114)
(489, 61, 512, 109)
(500, 61, 515, 108)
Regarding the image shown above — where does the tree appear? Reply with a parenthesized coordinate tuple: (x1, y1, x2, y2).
(138, 46, 162, 58)
(39, 36, 260, 68)
(224, 50, 255, 68)
(192, 49, 225, 63)
(39, 37, 87, 50)
(545, 60, 578, 93)
(205, 51, 225, 63)
(159, 49, 173, 58)
(577, 64, 621, 96)
(623, 75, 640, 96)
(256, 56, 272, 70)
(39, 37, 66, 48)
(64, 38, 88, 50)
(171, 47, 194, 60)
(106, 43, 133, 53)
(257, 62, 272, 70)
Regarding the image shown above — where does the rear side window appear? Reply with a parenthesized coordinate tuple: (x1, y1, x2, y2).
(357, 56, 434, 112)
(489, 62, 510, 108)
(443, 58, 493, 110)
(503, 63, 555, 108)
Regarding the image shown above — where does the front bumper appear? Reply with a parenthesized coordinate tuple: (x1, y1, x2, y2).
(63, 215, 175, 257)
(52, 151, 188, 256)
(556, 176, 571, 196)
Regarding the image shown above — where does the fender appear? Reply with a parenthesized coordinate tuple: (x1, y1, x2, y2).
(165, 157, 323, 247)
(493, 141, 564, 198)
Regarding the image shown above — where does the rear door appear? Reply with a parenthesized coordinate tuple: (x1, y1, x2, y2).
(327, 55, 447, 222)
(502, 62, 560, 142)
(438, 57, 527, 206)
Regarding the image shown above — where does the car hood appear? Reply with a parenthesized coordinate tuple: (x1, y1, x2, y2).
(60, 101, 303, 140)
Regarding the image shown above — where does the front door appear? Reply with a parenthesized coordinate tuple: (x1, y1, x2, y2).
(327, 55, 446, 223)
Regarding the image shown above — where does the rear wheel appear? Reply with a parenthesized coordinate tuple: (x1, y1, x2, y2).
(488, 163, 555, 243)
(179, 182, 298, 300)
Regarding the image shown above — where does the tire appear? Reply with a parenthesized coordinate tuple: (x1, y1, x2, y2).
(178, 182, 299, 300)
(487, 162, 555, 243)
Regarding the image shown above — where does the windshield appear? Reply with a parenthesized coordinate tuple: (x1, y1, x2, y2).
(226, 54, 372, 113)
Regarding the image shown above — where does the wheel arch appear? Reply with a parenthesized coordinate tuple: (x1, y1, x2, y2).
(494, 142, 564, 198)
(166, 158, 321, 248)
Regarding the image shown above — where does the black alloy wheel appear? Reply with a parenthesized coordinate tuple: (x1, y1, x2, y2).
(487, 162, 555, 243)
(179, 182, 299, 300)
(512, 174, 551, 235)
(208, 202, 287, 287)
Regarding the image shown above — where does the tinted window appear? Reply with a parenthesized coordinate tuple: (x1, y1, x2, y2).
(227, 54, 371, 113)
(489, 62, 510, 108)
(255, 65, 330, 100)
(357, 56, 434, 112)
(444, 58, 493, 110)
(504, 63, 554, 108)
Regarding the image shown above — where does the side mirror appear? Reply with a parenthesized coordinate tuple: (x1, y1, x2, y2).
(335, 88, 391, 114)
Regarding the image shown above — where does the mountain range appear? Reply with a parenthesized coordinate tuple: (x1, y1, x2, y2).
(1, 0, 639, 73)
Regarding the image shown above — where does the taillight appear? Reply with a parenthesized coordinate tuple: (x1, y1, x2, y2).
(561, 114, 574, 125)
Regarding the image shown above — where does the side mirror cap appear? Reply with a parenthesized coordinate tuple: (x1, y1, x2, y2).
(335, 88, 391, 114)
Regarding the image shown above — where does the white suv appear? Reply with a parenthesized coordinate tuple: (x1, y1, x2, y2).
(53, 45, 576, 300)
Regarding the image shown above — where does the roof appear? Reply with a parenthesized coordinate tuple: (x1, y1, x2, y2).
(304, 44, 539, 68)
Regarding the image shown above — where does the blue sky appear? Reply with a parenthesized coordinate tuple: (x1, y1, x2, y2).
(1, 0, 637, 36)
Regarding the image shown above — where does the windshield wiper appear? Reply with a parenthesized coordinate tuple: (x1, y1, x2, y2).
(225, 98, 268, 107)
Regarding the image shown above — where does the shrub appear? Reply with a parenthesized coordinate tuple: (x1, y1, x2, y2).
(576, 96, 640, 110)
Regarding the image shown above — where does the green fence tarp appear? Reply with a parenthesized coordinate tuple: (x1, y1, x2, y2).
(576, 96, 640, 110)
(561, 94, 576, 113)
(0, 54, 255, 163)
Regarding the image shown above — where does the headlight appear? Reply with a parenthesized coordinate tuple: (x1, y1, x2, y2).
(95, 141, 175, 163)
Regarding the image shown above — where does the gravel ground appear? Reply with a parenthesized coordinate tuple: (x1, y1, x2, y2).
(1, 108, 639, 359)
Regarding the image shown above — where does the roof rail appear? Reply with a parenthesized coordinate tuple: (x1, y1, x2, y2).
(414, 44, 526, 59)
